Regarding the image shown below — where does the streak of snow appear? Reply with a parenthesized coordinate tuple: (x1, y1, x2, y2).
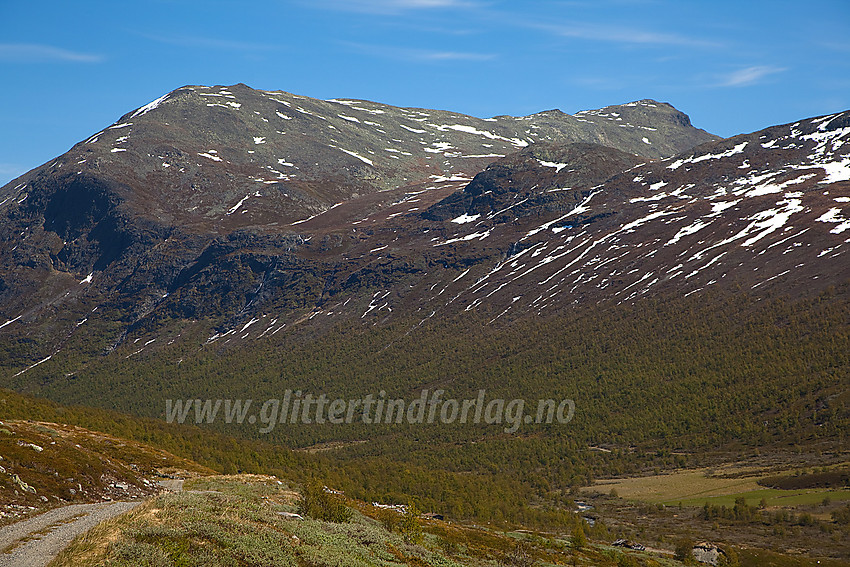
(489, 197, 529, 218)
(240, 318, 260, 333)
(434, 230, 491, 246)
(735, 198, 805, 246)
(362, 290, 391, 318)
(709, 200, 740, 216)
(685, 252, 727, 279)
(227, 195, 252, 215)
(0, 315, 22, 330)
(429, 174, 471, 182)
(816, 207, 850, 234)
(329, 145, 374, 166)
(524, 191, 598, 238)
(752, 269, 791, 289)
(131, 93, 170, 117)
(451, 213, 481, 224)
(820, 157, 850, 184)
(431, 124, 529, 147)
(13, 355, 52, 377)
(666, 219, 712, 246)
(619, 209, 677, 233)
(744, 173, 817, 197)
(667, 142, 748, 170)
(630, 193, 667, 203)
(206, 101, 242, 109)
(537, 160, 569, 172)
(453, 268, 471, 282)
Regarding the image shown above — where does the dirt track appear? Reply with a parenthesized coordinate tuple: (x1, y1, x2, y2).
(0, 501, 141, 567)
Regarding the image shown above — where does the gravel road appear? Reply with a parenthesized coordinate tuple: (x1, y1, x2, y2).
(0, 501, 141, 567)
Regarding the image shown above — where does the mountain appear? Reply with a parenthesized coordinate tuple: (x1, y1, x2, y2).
(0, 85, 847, 454)
(3, 84, 714, 231)
(0, 86, 849, 563)
(0, 84, 717, 355)
(406, 110, 850, 312)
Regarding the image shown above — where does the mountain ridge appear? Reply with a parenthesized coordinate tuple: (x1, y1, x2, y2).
(0, 84, 719, 351)
(0, 89, 847, 450)
(1, 84, 717, 231)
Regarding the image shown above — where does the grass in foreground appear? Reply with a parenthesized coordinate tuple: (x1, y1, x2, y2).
(49, 475, 699, 567)
(49, 475, 468, 567)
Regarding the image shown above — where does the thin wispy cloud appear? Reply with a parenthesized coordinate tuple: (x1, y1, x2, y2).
(414, 50, 495, 61)
(535, 21, 720, 48)
(719, 65, 786, 87)
(0, 44, 103, 63)
(0, 163, 25, 175)
(0, 163, 27, 185)
(343, 41, 495, 62)
(140, 33, 282, 52)
(818, 40, 850, 53)
(309, 0, 479, 14)
(570, 75, 629, 90)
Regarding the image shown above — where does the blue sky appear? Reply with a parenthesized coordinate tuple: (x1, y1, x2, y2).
(1, 0, 849, 186)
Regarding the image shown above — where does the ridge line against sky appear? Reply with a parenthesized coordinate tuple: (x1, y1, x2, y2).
(1, 0, 848, 186)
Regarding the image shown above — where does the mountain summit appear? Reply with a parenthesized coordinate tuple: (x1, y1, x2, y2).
(5, 84, 716, 233)
(0, 85, 847, 394)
